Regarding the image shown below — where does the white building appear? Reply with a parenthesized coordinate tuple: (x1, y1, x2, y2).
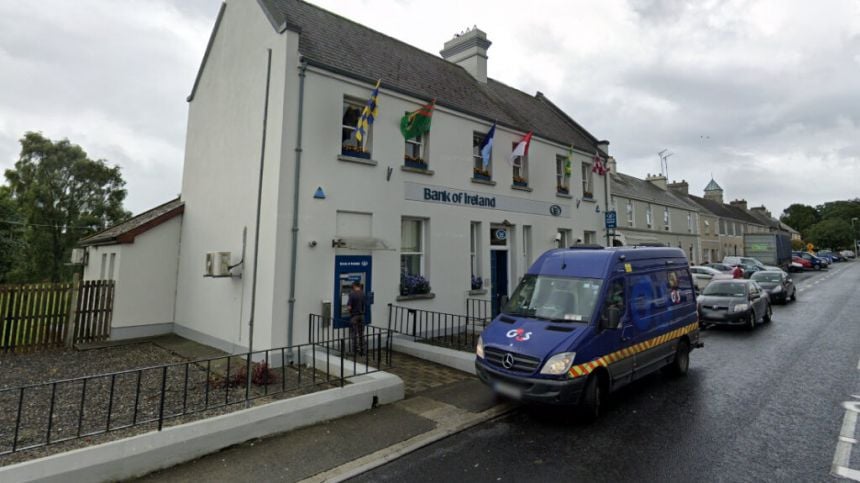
(80, 0, 613, 353)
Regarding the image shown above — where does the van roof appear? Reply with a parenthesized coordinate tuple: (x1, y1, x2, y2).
(528, 246, 688, 278)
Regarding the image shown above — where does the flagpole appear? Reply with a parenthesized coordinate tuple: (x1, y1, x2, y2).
(604, 168, 610, 247)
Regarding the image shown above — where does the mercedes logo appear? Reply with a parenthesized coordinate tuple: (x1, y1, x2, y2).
(502, 353, 515, 369)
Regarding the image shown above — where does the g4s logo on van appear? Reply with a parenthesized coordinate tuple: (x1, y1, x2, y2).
(506, 328, 532, 342)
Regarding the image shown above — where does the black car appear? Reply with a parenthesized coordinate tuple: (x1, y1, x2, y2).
(698, 279, 772, 330)
(750, 270, 796, 304)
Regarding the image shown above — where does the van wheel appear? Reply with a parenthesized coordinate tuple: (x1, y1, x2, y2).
(667, 339, 690, 377)
(579, 374, 605, 422)
(747, 311, 756, 330)
(763, 304, 772, 323)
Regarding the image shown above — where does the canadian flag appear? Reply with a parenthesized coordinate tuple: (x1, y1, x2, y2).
(510, 131, 533, 164)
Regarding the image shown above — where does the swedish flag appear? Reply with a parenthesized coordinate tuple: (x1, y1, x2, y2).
(355, 79, 381, 147)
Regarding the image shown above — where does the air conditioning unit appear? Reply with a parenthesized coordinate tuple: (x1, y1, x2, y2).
(205, 252, 231, 277)
(70, 248, 86, 265)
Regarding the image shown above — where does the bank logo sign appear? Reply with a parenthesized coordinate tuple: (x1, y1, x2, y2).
(404, 182, 571, 218)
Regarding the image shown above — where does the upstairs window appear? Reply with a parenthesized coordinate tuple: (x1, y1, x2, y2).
(646, 205, 653, 228)
(341, 97, 370, 158)
(687, 212, 693, 233)
(472, 132, 491, 181)
(626, 200, 634, 226)
(404, 133, 428, 170)
(664, 207, 671, 231)
(555, 155, 570, 194)
(511, 142, 528, 187)
(582, 164, 594, 198)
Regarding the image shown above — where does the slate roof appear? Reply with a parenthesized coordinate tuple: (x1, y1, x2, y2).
(254, 0, 601, 152)
(686, 195, 764, 226)
(610, 172, 701, 211)
(79, 198, 184, 246)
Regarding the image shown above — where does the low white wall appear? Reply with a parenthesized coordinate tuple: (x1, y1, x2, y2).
(0, 370, 404, 483)
(391, 335, 477, 375)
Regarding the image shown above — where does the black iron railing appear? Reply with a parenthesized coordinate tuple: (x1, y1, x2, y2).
(466, 298, 492, 327)
(387, 304, 484, 352)
(0, 332, 384, 456)
(308, 314, 393, 367)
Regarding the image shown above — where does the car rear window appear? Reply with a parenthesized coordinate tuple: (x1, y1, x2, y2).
(703, 282, 746, 297)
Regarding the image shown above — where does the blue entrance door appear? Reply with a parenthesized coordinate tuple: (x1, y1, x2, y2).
(490, 251, 508, 317)
(334, 255, 373, 329)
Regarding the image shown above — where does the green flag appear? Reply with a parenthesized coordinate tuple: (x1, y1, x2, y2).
(400, 99, 435, 140)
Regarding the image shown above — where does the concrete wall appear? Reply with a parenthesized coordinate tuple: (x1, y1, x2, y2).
(174, 0, 289, 353)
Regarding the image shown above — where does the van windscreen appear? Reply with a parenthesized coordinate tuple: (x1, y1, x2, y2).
(503, 274, 602, 323)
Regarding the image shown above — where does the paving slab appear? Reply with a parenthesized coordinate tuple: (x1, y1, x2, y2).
(418, 378, 498, 413)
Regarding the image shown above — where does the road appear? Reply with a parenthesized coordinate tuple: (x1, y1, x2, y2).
(353, 262, 860, 483)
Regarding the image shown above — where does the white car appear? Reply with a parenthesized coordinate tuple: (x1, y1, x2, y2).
(690, 266, 734, 293)
(840, 250, 855, 259)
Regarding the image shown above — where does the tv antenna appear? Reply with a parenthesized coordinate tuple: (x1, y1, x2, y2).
(657, 149, 674, 178)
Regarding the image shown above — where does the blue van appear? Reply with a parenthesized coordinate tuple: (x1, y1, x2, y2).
(475, 246, 702, 418)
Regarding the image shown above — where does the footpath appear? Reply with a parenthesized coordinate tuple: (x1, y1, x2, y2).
(136, 354, 516, 482)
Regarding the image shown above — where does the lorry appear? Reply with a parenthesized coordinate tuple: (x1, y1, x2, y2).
(743, 233, 792, 271)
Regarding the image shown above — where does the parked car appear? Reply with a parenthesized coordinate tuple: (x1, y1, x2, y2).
(475, 246, 701, 418)
(793, 251, 824, 270)
(750, 270, 796, 304)
(690, 266, 733, 293)
(697, 279, 772, 330)
(704, 262, 735, 273)
(791, 255, 811, 271)
(816, 251, 835, 264)
(840, 250, 855, 259)
(723, 255, 783, 273)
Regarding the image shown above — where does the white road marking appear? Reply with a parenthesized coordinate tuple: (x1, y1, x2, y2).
(831, 360, 860, 480)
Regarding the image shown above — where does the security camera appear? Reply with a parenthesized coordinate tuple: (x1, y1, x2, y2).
(308, 240, 318, 248)
(554, 233, 562, 242)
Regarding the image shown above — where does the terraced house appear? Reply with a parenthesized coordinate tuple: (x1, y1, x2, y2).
(78, 0, 614, 352)
(608, 165, 701, 262)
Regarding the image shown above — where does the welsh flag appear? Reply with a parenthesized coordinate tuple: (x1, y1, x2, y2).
(400, 99, 435, 140)
(510, 131, 533, 164)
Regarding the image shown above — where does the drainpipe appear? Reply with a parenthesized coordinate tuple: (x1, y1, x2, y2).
(248, 49, 273, 358)
(604, 167, 610, 247)
(286, 60, 308, 351)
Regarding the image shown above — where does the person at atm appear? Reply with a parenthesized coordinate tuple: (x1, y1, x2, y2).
(347, 281, 367, 355)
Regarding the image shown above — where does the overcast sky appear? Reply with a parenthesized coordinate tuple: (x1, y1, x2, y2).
(1, 0, 858, 217)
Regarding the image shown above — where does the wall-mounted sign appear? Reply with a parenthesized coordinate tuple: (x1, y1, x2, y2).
(605, 210, 617, 229)
(404, 182, 571, 218)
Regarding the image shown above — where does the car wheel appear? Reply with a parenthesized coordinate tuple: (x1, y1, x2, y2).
(747, 311, 756, 330)
(667, 339, 690, 377)
(579, 374, 605, 421)
(790, 289, 796, 302)
(763, 303, 772, 323)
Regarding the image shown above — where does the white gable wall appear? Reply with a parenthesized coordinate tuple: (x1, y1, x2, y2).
(174, 0, 290, 353)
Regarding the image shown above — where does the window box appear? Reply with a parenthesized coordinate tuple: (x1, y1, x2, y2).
(400, 274, 431, 296)
(557, 185, 570, 195)
(396, 293, 436, 302)
(583, 191, 594, 199)
(341, 146, 370, 159)
(471, 275, 483, 290)
(473, 168, 492, 182)
(512, 177, 528, 188)
(404, 157, 428, 170)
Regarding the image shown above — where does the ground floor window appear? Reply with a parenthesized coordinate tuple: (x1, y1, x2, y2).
(584, 231, 597, 245)
(470, 222, 482, 289)
(401, 218, 425, 276)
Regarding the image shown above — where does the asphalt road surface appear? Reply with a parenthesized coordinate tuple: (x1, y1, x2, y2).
(353, 262, 860, 483)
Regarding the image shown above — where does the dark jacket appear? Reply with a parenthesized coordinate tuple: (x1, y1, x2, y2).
(347, 290, 365, 316)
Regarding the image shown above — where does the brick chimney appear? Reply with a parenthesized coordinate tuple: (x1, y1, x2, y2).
(646, 173, 668, 190)
(441, 27, 492, 83)
(668, 179, 689, 195)
(730, 199, 748, 211)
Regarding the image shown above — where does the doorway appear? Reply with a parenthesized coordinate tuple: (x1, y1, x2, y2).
(489, 225, 510, 317)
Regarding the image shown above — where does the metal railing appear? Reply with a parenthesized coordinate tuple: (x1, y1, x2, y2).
(387, 304, 483, 352)
(308, 314, 393, 367)
(466, 297, 492, 327)
(0, 332, 383, 456)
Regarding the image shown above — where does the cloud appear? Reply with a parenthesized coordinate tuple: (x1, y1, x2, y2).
(0, 0, 858, 218)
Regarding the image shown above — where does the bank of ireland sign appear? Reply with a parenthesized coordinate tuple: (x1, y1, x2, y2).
(404, 182, 571, 218)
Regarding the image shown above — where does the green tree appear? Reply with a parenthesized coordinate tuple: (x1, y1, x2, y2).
(0, 186, 25, 282)
(806, 218, 853, 250)
(4, 132, 131, 282)
(779, 204, 820, 238)
(816, 199, 860, 222)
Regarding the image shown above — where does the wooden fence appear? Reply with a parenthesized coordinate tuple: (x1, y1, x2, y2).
(0, 280, 114, 352)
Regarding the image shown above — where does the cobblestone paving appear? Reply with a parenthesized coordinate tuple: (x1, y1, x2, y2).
(385, 352, 473, 396)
